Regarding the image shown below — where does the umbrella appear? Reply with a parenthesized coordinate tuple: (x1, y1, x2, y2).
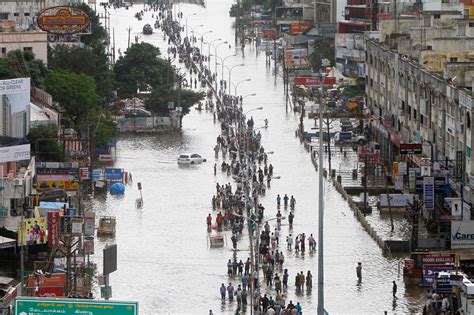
(110, 182, 125, 195)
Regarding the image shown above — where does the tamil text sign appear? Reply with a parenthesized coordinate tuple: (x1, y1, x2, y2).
(36, 6, 90, 35)
(0, 144, 30, 163)
(293, 76, 336, 87)
(15, 297, 138, 315)
(451, 221, 474, 249)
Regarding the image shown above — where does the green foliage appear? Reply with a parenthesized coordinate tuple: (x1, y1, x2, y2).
(27, 125, 63, 162)
(76, 3, 108, 47)
(0, 50, 49, 87)
(145, 85, 205, 116)
(45, 70, 99, 130)
(309, 39, 335, 71)
(48, 45, 114, 100)
(114, 42, 169, 98)
(341, 85, 365, 98)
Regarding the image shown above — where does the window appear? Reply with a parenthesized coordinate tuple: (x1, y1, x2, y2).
(23, 47, 32, 53)
(370, 78, 373, 87)
(449, 57, 458, 62)
(434, 14, 441, 19)
(414, 109, 417, 120)
(0, 13, 8, 20)
(467, 112, 471, 129)
(421, 115, 424, 125)
(13, 13, 19, 17)
(24, 13, 30, 17)
(1, 48, 5, 57)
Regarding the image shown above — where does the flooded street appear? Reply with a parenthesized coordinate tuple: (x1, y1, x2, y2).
(91, 1, 424, 313)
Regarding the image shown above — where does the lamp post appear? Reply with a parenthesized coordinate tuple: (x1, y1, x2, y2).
(234, 78, 251, 97)
(214, 41, 228, 76)
(205, 38, 222, 70)
(229, 63, 244, 95)
(213, 54, 235, 94)
(195, 30, 213, 54)
(190, 24, 203, 39)
(185, 13, 196, 38)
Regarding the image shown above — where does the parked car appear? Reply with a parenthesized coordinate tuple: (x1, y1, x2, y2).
(124, 108, 151, 117)
(334, 132, 367, 145)
(178, 153, 207, 164)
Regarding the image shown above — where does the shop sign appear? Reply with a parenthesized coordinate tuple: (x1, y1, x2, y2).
(416, 176, 446, 194)
(84, 239, 94, 255)
(47, 211, 60, 247)
(398, 162, 407, 175)
(394, 175, 404, 190)
(26, 273, 66, 289)
(79, 167, 89, 180)
(36, 6, 90, 35)
(289, 22, 312, 35)
(99, 154, 113, 162)
(36, 174, 78, 191)
(456, 150, 464, 181)
(293, 76, 336, 87)
(105, 168, 122, 181)
(423, 176, 435, 210)
(459, 90, 472, 110)
(409, 170, 416, 190)
(0, 144, 31, 163)
(379, 194, 416, 207)
(422, 266, 454, 287)
(400, 143, 422, 155)
(422, 253, 456, 266)
(451, 221, 474, 249)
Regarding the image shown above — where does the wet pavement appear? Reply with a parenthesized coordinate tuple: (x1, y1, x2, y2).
(90, 1, 425, 313)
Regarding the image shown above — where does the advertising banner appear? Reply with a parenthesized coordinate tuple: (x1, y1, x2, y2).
(105, 168, 122, 181)
(400, 143, 422, 155)
(289, 22, 312, 35)
(379, 194, 416, 208)
(276, 7, 303, 19)
(422, 253, 456, 287)
(293, 76, 336, 87)
(451, 221, 474, 249)
(47, 211, 60, 247)
(422, 266, 454, 287)
(79, 167, 89, 180)
(284, 49, 309, 67)
(36, 174, 78, 191)
(423, 177, 435, 210)
(36, 6, 90, 35)
(18, 217, 47, 246)
(0, 78, 30, 95)
(0, 144, 31, 163)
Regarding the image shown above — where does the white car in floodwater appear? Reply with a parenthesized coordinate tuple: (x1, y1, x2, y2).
(178, 153, 207, 164)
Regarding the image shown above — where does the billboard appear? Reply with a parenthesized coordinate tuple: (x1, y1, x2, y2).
(36, 6, 90, 35)
(400, 143, 422, 155)
(18, 217, 47, 246)
(15, 297, 138, 315)
(26, 273, 66, 298)
(47, 211, 60, 247)
(105, 168, 122, 181)
(451, 221, 474, 249)
(284, 49, 309, 67)
(36, 174, 79, 191)
(289, 22, 312, 35)
(379, 194, 417, 208)
(0, 144, 31, 163)
(293, 76, 336, 87)
(0, 78, 30, 95)
(422, 253, 456, 287)
(276, 7, 303, 19)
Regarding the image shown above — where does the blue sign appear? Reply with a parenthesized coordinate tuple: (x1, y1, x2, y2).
(105, 168, 122, 181)
(415, 176, 446, 193)
(92, 169, 100, 180)
(422, 266, 453, 287)
(66, 208, 77, 217)
(423, 176, 435, 210)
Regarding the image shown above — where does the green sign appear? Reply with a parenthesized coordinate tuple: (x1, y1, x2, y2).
(15, 297, 138, 315)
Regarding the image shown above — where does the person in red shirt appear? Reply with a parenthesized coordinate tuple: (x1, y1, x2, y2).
(216, 212, 223, 231)
(206, 214, 212, 230)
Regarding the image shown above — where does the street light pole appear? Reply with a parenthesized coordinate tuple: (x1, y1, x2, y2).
(235, 78, 251, 97)
(185, 13, 197, 38)
(214, 41, 228, 78)
(206, 38, 222, 71)
(229, 63, 244, 96)
(196, 30, 213, 55)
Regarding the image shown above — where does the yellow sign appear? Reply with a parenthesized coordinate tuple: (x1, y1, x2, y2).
(18, 217, 47, 246)
(37, 180, 78, 191)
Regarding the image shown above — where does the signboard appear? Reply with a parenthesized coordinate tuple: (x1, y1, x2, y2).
(105, 168, 122, 181)
(79, 167, 89, 180)
(398, 162, 407, 176)
(71, 218, 83, 235)
(289, 22, 312, 35)
(84, 238, 94, 255)
(423, 266, 454, 287)
(423, 176, 435, 211)
(92, 169, 101, 180)
(409, 170, 416, 190)
(400, 143, 422, 155)
(451, 221, 474, 249)
(293, 76, 337, 87)
(36, 174, 78, 191)
(36, 6, 90, 35)
(379, 194, 416, 208)
(422, 253, 456, 287)
(394, 175, 404, 190)
(18, 217, 47, 246)
(0, 144, 31, 163)
(456, 150, 464, 181)
(84, 211, 95, 236)
(276, 7, 303, 19)
(284, 49, 309, 67)
(14, 297, 138, 315)
(416, 176, 446, 194)
(104, 244, 118, 275)
(99, 154, 113, 162)
(47, 211, 60, 247)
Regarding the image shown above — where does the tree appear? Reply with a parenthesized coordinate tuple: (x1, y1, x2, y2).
(114, 43, 169, 98)
(145, 85, 204, 116)
(0, 50, 49, 87)
(309, 39, 335, 71)
(45, 70, 99, 131)
(76, 3, 108, 48)
(48, 45, 114, 100)
(28, 125, 64, 162)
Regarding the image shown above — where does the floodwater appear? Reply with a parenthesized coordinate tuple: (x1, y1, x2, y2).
(90, 1, 425, 313)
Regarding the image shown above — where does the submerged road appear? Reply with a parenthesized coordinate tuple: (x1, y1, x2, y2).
(90, 1, 424, 313)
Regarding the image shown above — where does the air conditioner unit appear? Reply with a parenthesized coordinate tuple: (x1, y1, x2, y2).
(13, 178, 23, 186)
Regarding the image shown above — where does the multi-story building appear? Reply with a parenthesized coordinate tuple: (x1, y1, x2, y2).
(365, 0, 474, 202)
(0, 31, 48, 63)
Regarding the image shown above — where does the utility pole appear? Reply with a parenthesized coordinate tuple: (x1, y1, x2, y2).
(127, 27, 132, 50)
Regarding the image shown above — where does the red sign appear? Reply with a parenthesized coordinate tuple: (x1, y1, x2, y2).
(47, 211, 60, 247)
(289, 22, 311, 35)
(26, 273, 66, 297)
(36, 6, 90, 35)
(293, 76, 336, 87)
(358, 146, 381, 163)
(400, 143, 422, 155)
(262, 28, 278, 39)
(422, 253, 456, 266)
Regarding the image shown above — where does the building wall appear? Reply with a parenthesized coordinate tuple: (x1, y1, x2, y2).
(0, 32, 48, 64)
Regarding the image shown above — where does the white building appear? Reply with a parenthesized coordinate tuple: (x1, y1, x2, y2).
(0, 31, 48, 64)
